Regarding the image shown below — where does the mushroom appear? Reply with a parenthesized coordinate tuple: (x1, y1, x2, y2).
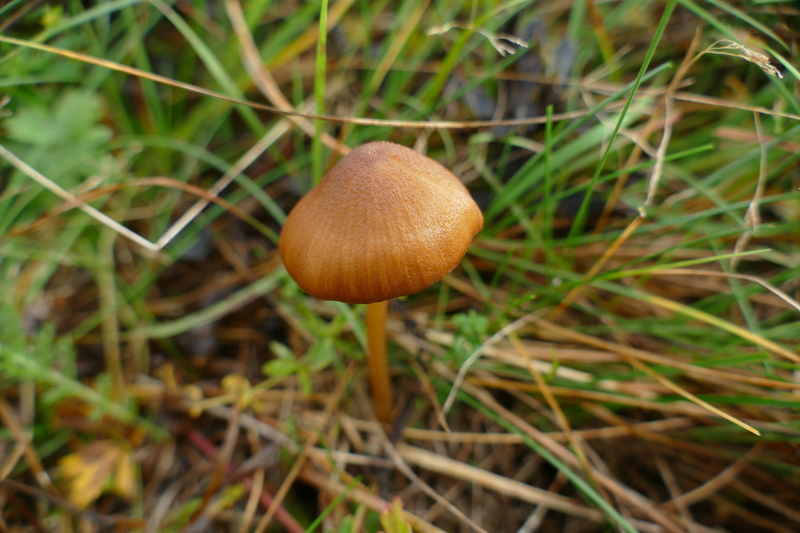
(280, 141, 483, 422)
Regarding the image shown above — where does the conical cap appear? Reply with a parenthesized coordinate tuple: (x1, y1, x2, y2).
(280, 142, 483, 304)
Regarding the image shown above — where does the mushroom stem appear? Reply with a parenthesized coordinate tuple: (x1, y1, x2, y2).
(365, 300, 394, 423)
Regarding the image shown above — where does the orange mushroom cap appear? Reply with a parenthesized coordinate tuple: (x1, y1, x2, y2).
(279, 141, 484, 304)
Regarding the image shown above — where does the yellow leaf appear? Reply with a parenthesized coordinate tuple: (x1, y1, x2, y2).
(113, 449, 137, 501)
(221, 374, 254, 410)
(181, 384, 205, 418)
(59, 440, 136, 508)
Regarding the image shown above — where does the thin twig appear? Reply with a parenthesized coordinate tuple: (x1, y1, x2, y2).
(644, 96, 674, 207)
(732, 113, 768, 269)
(380, 430, 491, 533)
(0, 36, 600, 129)
(223, 0, 351, 156)
(662, 445, 762, 509)
(655, 457, 700, 533)
(646, 269, 800, 314)
(441, 311, 543, 423)
(0, 144, 160, 251)
(624, 356, 760, 436)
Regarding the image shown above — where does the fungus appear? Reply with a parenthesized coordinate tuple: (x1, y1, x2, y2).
(280, 141, 483, 422)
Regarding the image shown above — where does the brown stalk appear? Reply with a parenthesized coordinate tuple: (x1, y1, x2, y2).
(366, 300, 394, 423)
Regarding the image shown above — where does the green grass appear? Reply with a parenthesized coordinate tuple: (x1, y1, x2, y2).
(0, 1, 799, 532)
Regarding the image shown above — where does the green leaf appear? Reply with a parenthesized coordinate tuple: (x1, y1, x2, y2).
(7, 90, 111, 148)
(262, 357, 300, 378)
(307, 339, 335, 371)
(269, 341, 296, 359)
(379, 498, 411, 533)
(297, 367, 312, 395)
(453, 310, 489, 346)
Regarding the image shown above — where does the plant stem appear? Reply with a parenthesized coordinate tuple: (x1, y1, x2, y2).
(366, 300, 393, 423)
